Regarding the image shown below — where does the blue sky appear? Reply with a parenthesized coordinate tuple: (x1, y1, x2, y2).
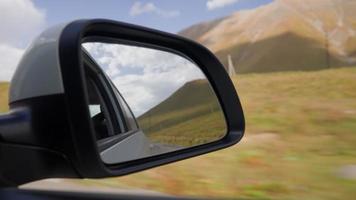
(0, 0, 272, 81)
(33, 0, 272, 33)
(32, 0, 267, 115)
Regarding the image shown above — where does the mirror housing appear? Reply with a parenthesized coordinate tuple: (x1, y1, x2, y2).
(0, 19, 244, 186)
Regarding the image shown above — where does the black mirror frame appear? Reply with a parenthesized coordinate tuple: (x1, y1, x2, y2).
(60, 19, 245, 178)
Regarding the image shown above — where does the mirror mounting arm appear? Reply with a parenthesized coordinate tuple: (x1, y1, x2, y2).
(0, 108, 79, 186)
(0, 108, 31, 144)
(0, 142, 79, 187)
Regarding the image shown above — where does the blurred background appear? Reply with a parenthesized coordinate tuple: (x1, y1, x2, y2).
(1, 0, 356, 199)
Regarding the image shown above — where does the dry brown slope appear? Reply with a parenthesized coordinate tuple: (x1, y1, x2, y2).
(179, 0, 356, 73)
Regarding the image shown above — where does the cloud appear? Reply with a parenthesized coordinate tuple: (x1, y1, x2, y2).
(0, 0, 46, 81)
(83, 43, 205, 116)
(130, 2, 180, 18)
(0, 0, 46, 47)
(207, 0, 239, 10)
(0, 45, 24, 81)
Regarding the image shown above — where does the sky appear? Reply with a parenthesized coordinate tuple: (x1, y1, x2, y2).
(33, 0, 272, 34)
(0, 0, 272, 115)
(0, 0, 272, 81)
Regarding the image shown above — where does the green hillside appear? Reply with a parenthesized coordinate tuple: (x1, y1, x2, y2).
(91, 67, 356, 199)
(3, 67, 355, 199)
(137, 79, 226, 147)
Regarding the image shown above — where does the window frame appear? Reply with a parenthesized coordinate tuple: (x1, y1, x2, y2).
(83, 51, 140, 148)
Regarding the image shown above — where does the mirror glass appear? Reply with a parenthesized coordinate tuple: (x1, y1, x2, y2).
(82, 41, 226, 164)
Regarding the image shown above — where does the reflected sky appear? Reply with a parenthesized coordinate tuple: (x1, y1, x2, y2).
(83, 43, 206, 116)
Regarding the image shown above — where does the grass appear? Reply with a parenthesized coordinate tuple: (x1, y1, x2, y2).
(85, 67, 356, 199)
(2, 68, 355, 199)
(0, 82, 9, 113)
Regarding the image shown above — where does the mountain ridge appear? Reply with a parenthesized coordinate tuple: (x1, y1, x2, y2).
(178, 0, 356, 73)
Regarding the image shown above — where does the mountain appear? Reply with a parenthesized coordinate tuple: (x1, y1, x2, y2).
(179, 0, 356, 73)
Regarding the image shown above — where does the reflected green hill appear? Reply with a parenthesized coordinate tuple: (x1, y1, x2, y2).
(137, 79, 226, 147)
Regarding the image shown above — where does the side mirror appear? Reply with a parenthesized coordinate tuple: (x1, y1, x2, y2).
(0, 19, 244, 186)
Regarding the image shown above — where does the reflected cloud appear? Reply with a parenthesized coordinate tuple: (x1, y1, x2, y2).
(83, 43, 205, 116)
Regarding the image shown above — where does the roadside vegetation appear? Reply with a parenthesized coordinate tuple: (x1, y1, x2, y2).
(0, 82, 9, 113)
(4, 68, 355, 199)
(88, 67, 356, 199)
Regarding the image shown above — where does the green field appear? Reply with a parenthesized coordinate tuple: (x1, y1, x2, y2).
(0, 82, 9, 113)
(84, 67, 356, 199)
(2, 68, 356, 199)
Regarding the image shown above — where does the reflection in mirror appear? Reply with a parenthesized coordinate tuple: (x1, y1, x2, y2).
(82, 41, 226, 164)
